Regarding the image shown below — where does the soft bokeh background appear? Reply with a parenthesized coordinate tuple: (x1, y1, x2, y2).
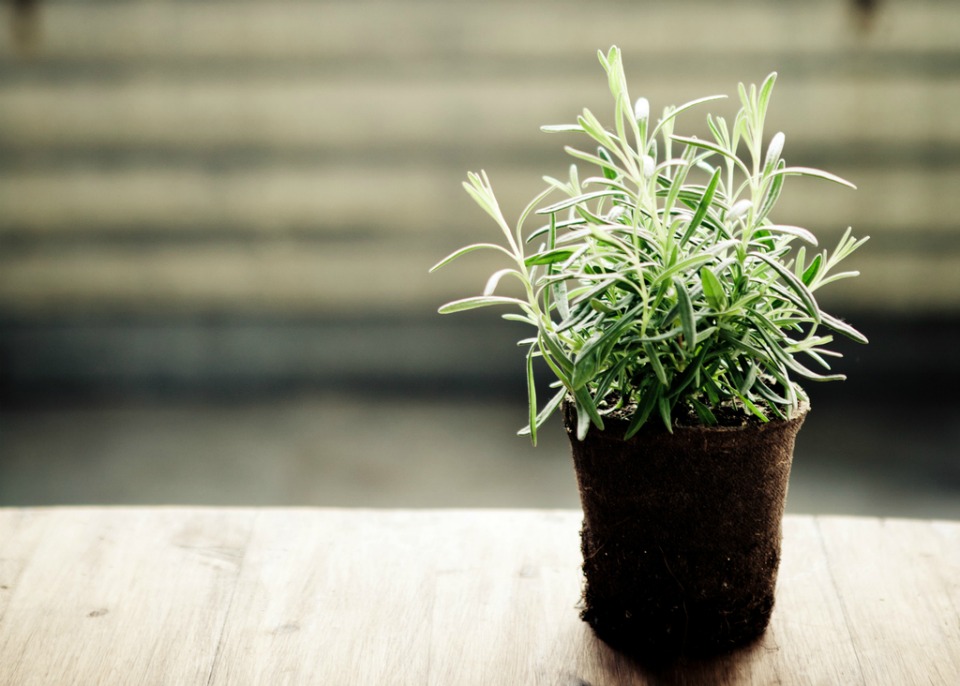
(1, 0, 959, 516)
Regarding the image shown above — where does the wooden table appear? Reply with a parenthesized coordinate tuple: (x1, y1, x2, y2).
(0, 508, 957, 685)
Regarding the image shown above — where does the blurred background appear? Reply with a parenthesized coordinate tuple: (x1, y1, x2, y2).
(1, 0, 958, 517)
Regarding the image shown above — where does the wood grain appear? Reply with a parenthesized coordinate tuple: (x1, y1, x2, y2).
(0, 508, 257, 686)
(0, 508, 957, 685)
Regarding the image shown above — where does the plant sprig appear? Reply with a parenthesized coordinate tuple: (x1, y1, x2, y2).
(432, 46, 868, 445)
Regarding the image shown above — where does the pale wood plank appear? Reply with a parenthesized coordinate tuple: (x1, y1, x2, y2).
(0, 507, 256, 686)
(0, 1, 954, 60)
(638, 517, 864, 685)
(205, 509, 647, 685)
(205, 510, 574, 684)
(421, 510, 585, 684)
(207, 508, 439, 685)
(0, 510, 52, 623)
(763, 516, 864, 684)
(0, 509, 958, 684)
(931, 520, 960, 622)
(201, 510, 960, 685)
(816, 517, 960, 685)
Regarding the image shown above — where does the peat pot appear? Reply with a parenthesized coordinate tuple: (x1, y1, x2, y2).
(564, 401, 808, 662)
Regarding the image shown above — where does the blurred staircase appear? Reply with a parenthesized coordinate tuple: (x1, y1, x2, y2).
(1, 0, 959, 398)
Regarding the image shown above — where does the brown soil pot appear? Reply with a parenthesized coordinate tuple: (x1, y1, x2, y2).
(564, 401, 808, 662)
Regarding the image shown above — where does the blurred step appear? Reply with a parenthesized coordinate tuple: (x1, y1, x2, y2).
(0, 164, 956, 250)
(2, 1, 956, 62)
(2, 77, 957, 153)
(1, 0, 958, 317)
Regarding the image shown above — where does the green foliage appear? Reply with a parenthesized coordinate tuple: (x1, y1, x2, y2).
(431, 46, 868, 444)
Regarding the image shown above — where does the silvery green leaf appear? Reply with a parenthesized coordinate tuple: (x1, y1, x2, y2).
(707, 114, 728, 148)
(737, 81, 752, 111)
(538, 189, 625, 215)
(816, 270, 862, 287)
(653, 253, 714, 287)
(643, 343, 669, 386)
(671, 134, 752, 177)
(728, 199, 752, 221)
(517, 388, 566, 438)
(624, 387, 658, 439)
(758, 159, 786, 219)
(597, 146, 620, 180)
(541, 124, 584, 133)
(574, 387, 603, 437)
(524, 346, 538, 444)
(563, 147, 628, 180)
(801, 253, 822, 285)
(438, 296, 527, 314)
(764, 132, 785, 171)
(539, 330, 573, 374)
(766, 224, 818, 246)
(578, 108, 620, 151)
(657, 396, 674, 433)
(753, 252, 821, 323)
(679, 167, 722, 245)
(674, 278, 697, 353)
(429, 243, 514, 272)
(433, 50, 865, 436)
(524, 248, 576, 267)
(770, 166, 857, 189)
(821, 311, 869, 344)
(483, 268, 522, 296)
(699, 266, 728, 312)
(651, 94, 727, 140)
(737, 392, 770, 422)
(757, 72, 778, 118)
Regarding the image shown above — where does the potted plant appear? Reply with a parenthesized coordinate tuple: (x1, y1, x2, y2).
(431, 46, 867, 661)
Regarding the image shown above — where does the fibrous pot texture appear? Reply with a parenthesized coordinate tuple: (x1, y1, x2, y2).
(564, 401, 808, 662)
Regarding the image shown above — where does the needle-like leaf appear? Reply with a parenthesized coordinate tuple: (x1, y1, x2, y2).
(433, 46, 866, 441)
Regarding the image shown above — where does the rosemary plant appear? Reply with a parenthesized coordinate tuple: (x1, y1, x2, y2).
(432, 46, 867, 444)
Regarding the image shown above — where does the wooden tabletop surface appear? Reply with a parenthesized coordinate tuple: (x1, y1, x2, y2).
(0, 508, 957, 685)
